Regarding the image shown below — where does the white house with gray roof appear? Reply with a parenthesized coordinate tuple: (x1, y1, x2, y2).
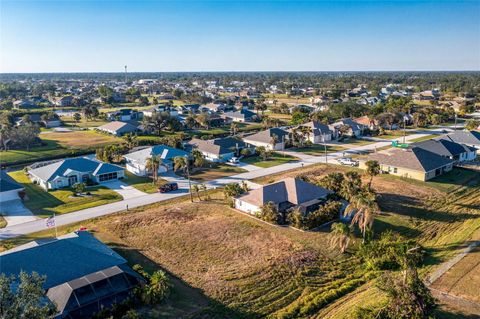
(242, 128, 290, 151)
(28, 157, 125, 190)
(123, 145, 189, 176)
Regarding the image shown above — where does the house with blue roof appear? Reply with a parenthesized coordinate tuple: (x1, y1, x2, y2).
(28, 157, 125, 190)
(123, 144, 189, 176)
(0, 231, 143, 319)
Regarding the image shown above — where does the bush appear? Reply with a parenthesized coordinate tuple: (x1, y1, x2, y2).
(260, 202, 281, 224)
(305, 201, 342, 229)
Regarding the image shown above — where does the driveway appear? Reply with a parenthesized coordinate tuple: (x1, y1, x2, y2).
(102, 181, 148, 199)
(0, 200, 39, 226)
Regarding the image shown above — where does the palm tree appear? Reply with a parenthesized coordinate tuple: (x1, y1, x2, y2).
(344, 192, 379, 243)
(141, 270, 171, 305)
(123, 133, 138, 149)
(191, 184, 200, 201)
(365, 160, 380, 190)
(199, 183, 207, 200)
(301, 126, 312, 146)
(174, 156, 193, 202)
(270, 133, 279, 150)
(230, 122, 239, 136)
(329, 222, 351, 253)
(191, 149, 205, 169)
(145, 155, 161, 183)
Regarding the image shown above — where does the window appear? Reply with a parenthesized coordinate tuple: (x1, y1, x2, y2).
(393, 168, 397, 173)
(98, 172, 118, 182)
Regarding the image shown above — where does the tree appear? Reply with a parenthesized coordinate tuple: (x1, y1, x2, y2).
(329, 222, 351, 253)
(174, 156, 193, 202)
(199, 184, 208, 200)
(123, 133, 138, 149)
(288, 207, 307, 229)
(0, 271, 56, 318)
(260, 201, 279, 224)
(223, 182, 245, 198)
(72, 182, 86, 195)
(145, 155, 162, 183)
(196, 112, 211, 129)
(191, 184, 201, 201)
(240, 148, 251, 157)
(365, 160, 380, 190)
(191, 149, 205, 170)
(340, 171, 363, 200)
(256, 146, 271, 161)
(96, 145, 123, 163)
(318, 172, 345, 194)
(270, 134, 279, 149)
(465, 119, 480, 131)
(11, 124, 40, 151)
(73, 112, 81, 124)
(230, 122, 239, 135)
(133, 266, 171, 305)
(345, 191, 379, 243)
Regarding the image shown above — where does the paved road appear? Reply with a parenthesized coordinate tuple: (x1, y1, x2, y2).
(0, 200, 38, 226)
(0, 130, 442, 240)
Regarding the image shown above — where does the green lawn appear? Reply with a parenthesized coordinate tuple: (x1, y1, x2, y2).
(339, 138, 375, 146)
(294, 144, 345, 155)
(242, 153, 298, 168)
(123, 171, 163, 193)
(183, 162, 246, 182)
(8, 171, 122, 218)
(408, 134, 438, 143)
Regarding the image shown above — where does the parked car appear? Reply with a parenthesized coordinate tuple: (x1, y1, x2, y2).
(228, 157, 239, 164)
(337, 157, 358, 166)
(158, 182, 179, 193)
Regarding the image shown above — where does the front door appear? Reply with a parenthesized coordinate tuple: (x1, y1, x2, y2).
(68, 175, 78, 186)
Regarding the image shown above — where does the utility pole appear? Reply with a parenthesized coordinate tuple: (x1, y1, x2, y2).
(323, 136, 328, 164)
(403, 116, 406, 144)
(454, 113, 457, 130)
(124, 65, 127, 83)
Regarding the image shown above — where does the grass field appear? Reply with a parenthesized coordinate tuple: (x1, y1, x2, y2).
(242, 153, 298, 168)
(339, 138, 374, 146)
(61, 116, 109, 128)
(185, 163, 246, 181)
(294, 144, 346, 155)
(408, 134, 438, 143)
(41, 130, 121, 148)
(8, 171, 122, 217)
(123, 171, 164, 193)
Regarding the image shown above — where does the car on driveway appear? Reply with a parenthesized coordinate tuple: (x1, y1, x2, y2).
(337, 157, 359, 166)
(228, 157, 239, 164)
(158, 182, 179, 193)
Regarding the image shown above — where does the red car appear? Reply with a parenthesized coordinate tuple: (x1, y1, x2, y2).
(158, 182, 179, 193)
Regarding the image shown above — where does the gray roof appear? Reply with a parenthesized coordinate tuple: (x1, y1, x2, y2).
(237, 177, 332, 207)
(188, 137, 250, 155)
(413, 139, 473, 157)
(0, 170, 24, 192)
(331, 118, 364, 131)
(244, 128, 289, 144)
(298, 121, 332, 136)
(97, 121, 138, 134)
(29, 157, 123, 182)
(363, 147, 453, 172)
(0, 231, 127, 289)
(441, 130, 480, 146)
(123, 145, 189, 165)
(223, 109, 256, 120)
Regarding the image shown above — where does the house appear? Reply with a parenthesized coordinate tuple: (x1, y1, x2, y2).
(329, 118, 365, 139)
(187, 137, 254, 162)
(413, 139, 477, 163)
(201, 103, 225, 113)
(13, 99, 38, 109)
(106, 109, 143, 122)
(235, 177, 332, 215)
(294, 121, 332, 143)
(242, 128, 290, 151)
(0, 170, 24, 203)
(353, 116, 379, 130)
(0, 231, 143, 319)
(14, 114, 62, 128)
(222, 108, 257, 123)
(143, 105, 178, 117)
(414, 89, 441, 101)
(97, 121, 139, 136)
(28, 157, 125, 190)
(440, 130, 480, 150)
(358, 147, 454, 181)
(54, 96, 74, 107)
(124, 145, 189, 176)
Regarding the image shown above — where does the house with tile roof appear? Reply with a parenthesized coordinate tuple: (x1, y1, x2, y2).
(96, 121, 139, 136)
(235, 177, 332, 215)
(0, 170, 25, 202)
(124, 145, 189, 176)
(0, 231, 143, 319)
(187, 137, 254, 162)
(242, 128, 290, 151)
(358, 147, 454, 181)
(28, 157, 125, 190)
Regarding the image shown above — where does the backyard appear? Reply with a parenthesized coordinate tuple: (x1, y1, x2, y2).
(8, 171, 122, 217)
(242, 152, 298, 168)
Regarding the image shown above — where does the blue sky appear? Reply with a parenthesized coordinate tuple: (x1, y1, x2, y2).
(1, 1, 479, 72)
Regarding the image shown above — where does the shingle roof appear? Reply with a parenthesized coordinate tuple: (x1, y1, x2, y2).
(0, 170, 24, 192)
(413, 139, 471, 157)
(97, 121, 138, 133)
(29, 157, 123, 182)
(123, 145, 189, 165)
(363, 147, 453, 172)
(0, 231, 127, 289)
(188, 137, 249, 155)
(237, 177, 331, 207)
(298, 121, 332, 136)
(244, 128, 289, 144)
(331, 118, 364, 131)
(440, 130, 480, 146)
(223, 109, 256, 120)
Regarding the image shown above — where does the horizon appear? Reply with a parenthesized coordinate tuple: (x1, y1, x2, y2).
(1, 0, 479, 73)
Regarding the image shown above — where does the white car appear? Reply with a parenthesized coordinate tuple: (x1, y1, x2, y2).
(337, 157, 358, 166)
(228, 157, 239, 164)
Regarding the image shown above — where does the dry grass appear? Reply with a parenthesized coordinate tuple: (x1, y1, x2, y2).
(42, 130, 121, 148)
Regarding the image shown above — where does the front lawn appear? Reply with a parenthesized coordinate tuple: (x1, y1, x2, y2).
(183, 162, 247, 181)
(8, 171, 122, 218)
(123, 171, 164, 193)
(242, 152, 298, 168)
(294, 144, 345, 155)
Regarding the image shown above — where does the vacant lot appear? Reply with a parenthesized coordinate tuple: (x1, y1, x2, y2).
(294, 144, 346, 155)
(8, 171, 122, 217)
(242, 153, 298, 168)
(186, 163, 246, 181)
(42, 130, 121, 148)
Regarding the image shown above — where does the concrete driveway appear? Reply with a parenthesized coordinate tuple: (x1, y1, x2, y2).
(102, 181, 147, 199)
(0, 200, 39, 226)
